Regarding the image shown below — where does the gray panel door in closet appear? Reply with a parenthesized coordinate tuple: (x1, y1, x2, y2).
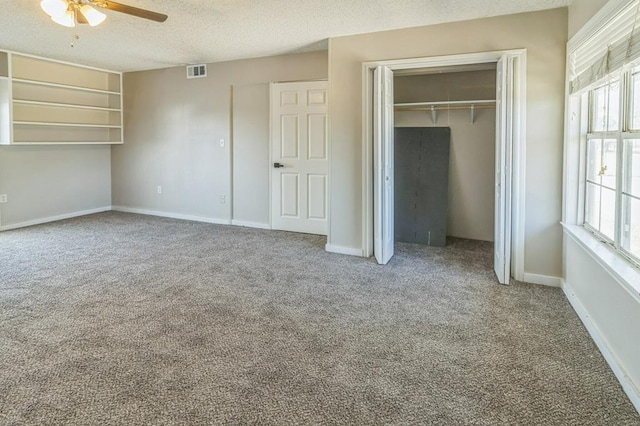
(394, 127, 450, 246)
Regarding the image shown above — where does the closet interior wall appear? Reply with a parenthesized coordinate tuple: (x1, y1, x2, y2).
(394, 69, 497, 242)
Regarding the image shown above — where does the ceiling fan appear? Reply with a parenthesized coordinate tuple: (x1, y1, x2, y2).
(40, 0, 168, 27)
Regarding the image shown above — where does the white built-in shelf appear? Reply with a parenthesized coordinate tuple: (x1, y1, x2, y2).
(11, 78, 121, 95)
(0, 51, 8, 78)
(14, 121, 121, 128)
(11, 142, 122, 145)
(0, 50, 123, 145)
(13, 99, 121, 112)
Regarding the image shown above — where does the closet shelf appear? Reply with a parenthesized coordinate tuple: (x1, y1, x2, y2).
(394, 99, 495, 108)
(394, 99, 496, 124)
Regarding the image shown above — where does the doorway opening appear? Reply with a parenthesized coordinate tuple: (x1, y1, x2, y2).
(394, 65, 496, 246)
(362, 51, 526, 284)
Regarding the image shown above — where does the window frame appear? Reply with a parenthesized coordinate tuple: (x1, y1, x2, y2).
(583, 68, 640, 267)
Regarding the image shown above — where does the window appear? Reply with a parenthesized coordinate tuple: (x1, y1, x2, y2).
(585, 69, 640, 263)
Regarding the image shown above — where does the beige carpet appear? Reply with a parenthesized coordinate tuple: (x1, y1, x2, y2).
(0, 212, 638, 424)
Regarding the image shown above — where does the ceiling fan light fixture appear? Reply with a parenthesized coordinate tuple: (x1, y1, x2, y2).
(51, 9, 76, 27)
(40, 0, 69, 18)
(80, 4, 107, 26)
(41, 0, 166, 28)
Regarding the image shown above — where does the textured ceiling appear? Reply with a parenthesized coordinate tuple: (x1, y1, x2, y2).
(0, 0, 572, 72)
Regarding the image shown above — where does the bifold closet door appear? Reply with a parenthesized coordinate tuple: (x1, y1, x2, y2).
(394, 127, 450, 246)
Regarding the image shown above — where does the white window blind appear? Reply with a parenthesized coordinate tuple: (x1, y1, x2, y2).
(570, 0, 640, 94)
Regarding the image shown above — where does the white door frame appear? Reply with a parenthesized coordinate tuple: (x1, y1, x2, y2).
(361, 50, 527, 282)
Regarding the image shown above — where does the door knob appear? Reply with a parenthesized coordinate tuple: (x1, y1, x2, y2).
(274, 162, 285, 168)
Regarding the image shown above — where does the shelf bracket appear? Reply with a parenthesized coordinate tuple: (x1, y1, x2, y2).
(470, 104, 475, 124)
(430, 105, 437, 124)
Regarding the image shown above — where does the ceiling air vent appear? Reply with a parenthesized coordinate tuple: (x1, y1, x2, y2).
(186, 64, 207, 79)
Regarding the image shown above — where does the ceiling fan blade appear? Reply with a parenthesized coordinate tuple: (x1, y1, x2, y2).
(93, 1, 168, 22)
(76, 9, 89, 24)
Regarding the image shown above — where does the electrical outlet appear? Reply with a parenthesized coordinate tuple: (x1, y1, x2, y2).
(157, 186, 162, 194)
(219, 195, 226, 204)
(0, 194, 7, 203)
(219, 138, 225, 147)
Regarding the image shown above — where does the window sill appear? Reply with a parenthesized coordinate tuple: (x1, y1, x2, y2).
(562, 223, 640, 302)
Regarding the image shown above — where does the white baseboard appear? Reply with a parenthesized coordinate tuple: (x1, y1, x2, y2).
(112, 206, 231, 225)
(325, 243, 364, 257)
(562, 280, 640, 414)
(231, 220, 271, 230)
(523, 273, 562, 287)
(0, 206, 112, 231)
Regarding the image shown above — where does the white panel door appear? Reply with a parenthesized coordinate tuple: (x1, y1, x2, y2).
(271, 81, 328, 235)
(494, 56, 513, 284)
(374, 66, 394, 265)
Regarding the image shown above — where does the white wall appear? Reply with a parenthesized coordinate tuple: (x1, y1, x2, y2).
(0, 145, 111, 229)
(112, 51, 328, 221)
(563, 230, 640, 410)
(327, 8, 568, 279)
(394, 70, 496, 242)
(232, 84, 270, 227)
(563, 0, 640, 412)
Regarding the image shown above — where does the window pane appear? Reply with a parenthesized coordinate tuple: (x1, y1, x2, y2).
(592, 86, 607, 131)
(602, 139, 617, 189)
(622, 195, 640, 259)
(632, 73, 640, 130)
(600, 187, 616, 240)
(625, 139, 640, 197)
(607, 79, 620, 131)
(587, 139, 602, 183)
(591, 80, 620, 131)
(623, 139, 640, 259)
(585, 182, 601, 230)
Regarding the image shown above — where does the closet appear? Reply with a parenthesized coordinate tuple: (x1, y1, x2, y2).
(393, 65, 497, 246)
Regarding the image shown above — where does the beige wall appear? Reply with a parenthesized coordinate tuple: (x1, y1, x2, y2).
(113, 51, 328, 220)
(394, 70, 497, 242)
(328, 8, 568, 278)
(394, 69, 497, 103)
(0, 145, 111, 228)
(568, 0, 610, 37)
(232, 83, 270, 226)
(0, 52, 114, 229)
